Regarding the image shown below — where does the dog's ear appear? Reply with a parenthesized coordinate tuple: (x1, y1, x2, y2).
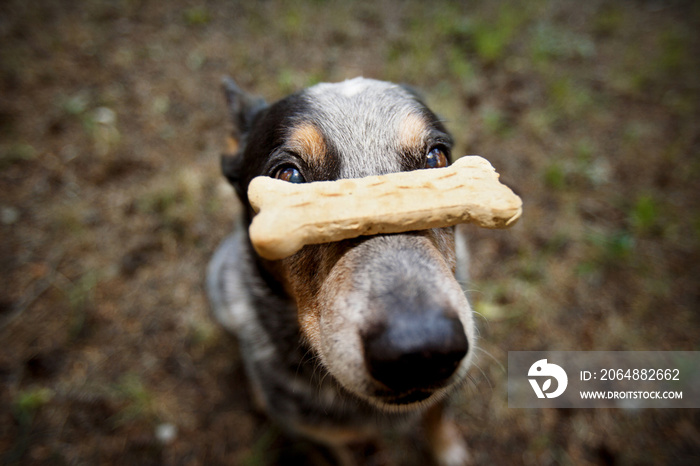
(222, 76, 267, 142)
(221, 77, 267, 196)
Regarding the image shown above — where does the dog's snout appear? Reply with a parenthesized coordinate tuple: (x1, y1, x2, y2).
(363, 311, 468, 393)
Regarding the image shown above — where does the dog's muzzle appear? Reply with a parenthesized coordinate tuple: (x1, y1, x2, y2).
(316, 233, 472, 407)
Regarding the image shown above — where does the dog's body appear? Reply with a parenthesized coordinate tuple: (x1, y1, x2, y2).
(207, 77, 474, 465)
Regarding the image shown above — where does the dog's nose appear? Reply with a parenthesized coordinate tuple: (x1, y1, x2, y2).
(363, 312, 468, 392)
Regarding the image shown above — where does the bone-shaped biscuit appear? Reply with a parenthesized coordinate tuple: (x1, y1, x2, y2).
(248, 155, 522, 260)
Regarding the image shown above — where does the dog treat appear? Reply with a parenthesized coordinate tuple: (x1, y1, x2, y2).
(248, 156, 522, 260)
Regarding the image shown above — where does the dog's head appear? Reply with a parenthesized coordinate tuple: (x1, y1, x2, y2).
(222, 77, 474, 409)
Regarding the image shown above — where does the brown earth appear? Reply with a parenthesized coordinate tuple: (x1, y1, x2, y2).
(1, 1, 699, 465)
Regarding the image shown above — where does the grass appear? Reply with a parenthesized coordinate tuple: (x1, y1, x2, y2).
(112, 373, 158, 426)
(0, 143, 36, 170)
(482, 107, 512, 137)
(541, 147, 611, 191)
(547, 76, 594, 119)
(4, 387, 55, 464)
(470, 10, 520, 63)
(530, 21, 596, 64)
(183, 6, 211, 27)
(12, 387, 54, 427)
(56, 91, 121, 157)
(135, 169, 207, 241)
(59, 92, 91, 117)
(63, 270, 100, 341)
(629, 195, 659, 235)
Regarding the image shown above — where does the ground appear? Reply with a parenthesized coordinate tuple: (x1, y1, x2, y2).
(1, 0, 699, 465)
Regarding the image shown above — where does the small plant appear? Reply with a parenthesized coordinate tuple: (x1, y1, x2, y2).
(657, 29, 690, 75)
(6, 387, 55, 463)
(112, 374, 157, 426)
(530, 22, 595, 64)
(13, 387, 54, 426)
(482, 107, 512, 137)
(183, 6, 210, 26)
(547, 77, 593, 119)
(470, 9, 520, 63)
(629, 195, 659, 235)
(64, 271, 99, 340)
(447, 46, 475, 81)
(542, 162, 566, 190)
(0, 143, 36, 170)
(593, 4, 624, 37)
(59, 92, 90, 117)
(581, 229, 636, 275)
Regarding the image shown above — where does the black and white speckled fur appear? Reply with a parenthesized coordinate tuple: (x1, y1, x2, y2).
(207, 77, 473, 465)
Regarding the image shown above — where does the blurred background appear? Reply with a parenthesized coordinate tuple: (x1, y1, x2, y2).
(1, 0, 698, 464)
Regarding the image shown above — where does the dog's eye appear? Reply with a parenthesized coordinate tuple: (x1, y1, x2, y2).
(425, 147, 448, 169)
(276, 166, 305, 183)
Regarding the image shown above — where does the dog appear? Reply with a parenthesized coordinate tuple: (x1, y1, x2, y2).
(207, 77, 474, 465)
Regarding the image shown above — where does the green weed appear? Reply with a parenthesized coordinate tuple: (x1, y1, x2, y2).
(65, 271, 99, 340)
(657, 28, 690, 75)
(530, 22, 595, 64)
(482, 107, 512, 137)
(186, 50, 207, 71)
(57, 92, 120, 156)
(12, 387, 54, 426)
(183, 6, 210, 26)
(593, 4, 624, 36)
(136, 169, 206, 240)
(541, 140, 608, 190)
(542, 162, 566, 190)
(470, 9, 520, 63)
(0, 143, 36, 170)
(447, 46, 475, 81)
(60, 92, 91, 117)
(603, 231, 635, 260)
(276, 69, 302, 95)
(581, 229, 636, 275)
(112, 374, 157, 426)
(282, 8, 303, 36)
(629, 195, 659, 235)
(187, 319, 220, 358)
(548, 76, 593, 118)
(6, 387, 55, 463)
(138, 186, 178, 216)
(523, 108, 557, 138)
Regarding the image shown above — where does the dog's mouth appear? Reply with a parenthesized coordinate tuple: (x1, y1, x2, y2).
(366, 358, 472, 408)
(370, 387, 436, 406)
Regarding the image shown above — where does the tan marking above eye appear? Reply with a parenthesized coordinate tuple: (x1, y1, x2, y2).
(398, 112, 429, 152)
(288, 123, 327, 165)
(226, 136, 239, 154)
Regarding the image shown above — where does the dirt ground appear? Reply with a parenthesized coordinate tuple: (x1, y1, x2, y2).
(1, 0, 698, 465)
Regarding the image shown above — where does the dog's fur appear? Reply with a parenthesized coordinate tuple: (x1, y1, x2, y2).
(207, 77, 474, 465)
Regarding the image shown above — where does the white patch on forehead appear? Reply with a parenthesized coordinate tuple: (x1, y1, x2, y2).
(308, 77, 393, 98)
(303, 78, 426, 179)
